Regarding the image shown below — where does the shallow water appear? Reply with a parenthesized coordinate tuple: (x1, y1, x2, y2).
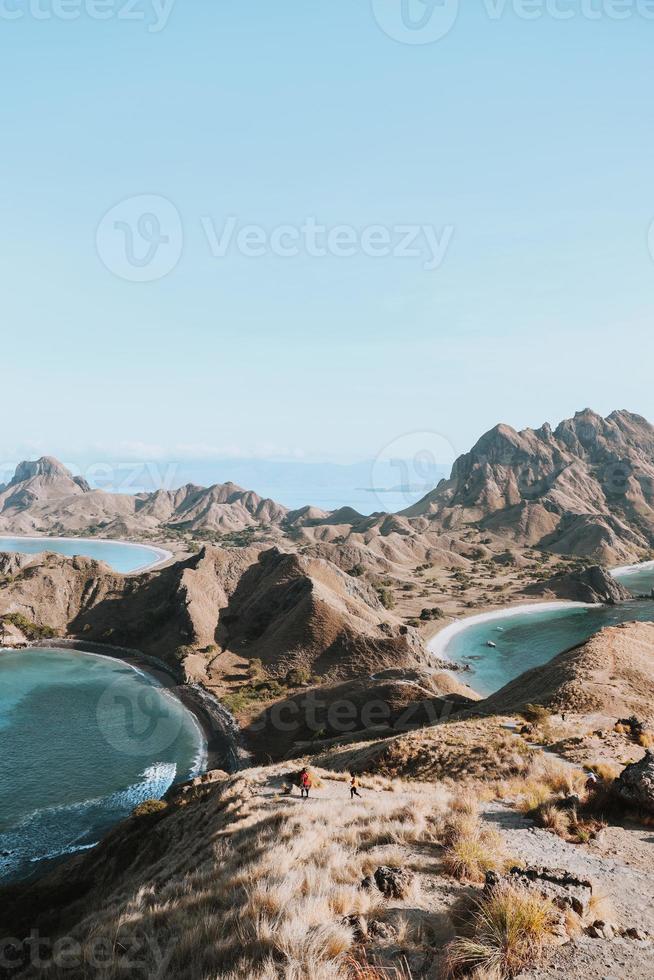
(441, 593, 654, 697)
(0, 648, 205, 883)
(613, 562, 654, 595)
(0, 536, 164, 573)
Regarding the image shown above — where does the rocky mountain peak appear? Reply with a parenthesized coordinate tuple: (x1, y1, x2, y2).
(12, 457, 76, 484)
(401, 408, 654, 562)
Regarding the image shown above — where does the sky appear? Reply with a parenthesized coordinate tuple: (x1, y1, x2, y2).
(2, 0, 654, 475)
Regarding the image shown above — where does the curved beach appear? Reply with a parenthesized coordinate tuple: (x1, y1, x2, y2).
(0, 534, 173, 573)
(428, 560, 654, 695)
(428, 600, 597, 661)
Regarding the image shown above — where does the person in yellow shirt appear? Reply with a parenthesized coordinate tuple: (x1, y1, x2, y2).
(350, 772, 362, 800)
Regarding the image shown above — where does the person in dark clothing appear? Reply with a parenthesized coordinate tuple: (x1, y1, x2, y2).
(350, 772, 362, 800)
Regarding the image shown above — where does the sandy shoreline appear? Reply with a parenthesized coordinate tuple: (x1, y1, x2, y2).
(428, 556, 654, 667)
(612, 558, 654, 576)
(0, 534, 173, 573)
(428, 600, 597, 662)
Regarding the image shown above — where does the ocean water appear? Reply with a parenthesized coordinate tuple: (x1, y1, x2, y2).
(443, 563, 654, 695)
(613, 562, 654, 595)
(0, 537, 164, 573)
(0, 648, 205, 883)
(441, 592, 654, 696)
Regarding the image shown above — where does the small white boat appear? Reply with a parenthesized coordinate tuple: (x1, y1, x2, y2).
(486, 640, 497, 648)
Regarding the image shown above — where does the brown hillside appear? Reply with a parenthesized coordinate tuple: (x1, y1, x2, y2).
(481, 621, 654, 722)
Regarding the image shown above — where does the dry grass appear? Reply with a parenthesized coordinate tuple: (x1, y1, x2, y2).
(13, 768, 447, 980)
(344, 953, 415, 978)
(443, 834, 507, 883)
(450, 788, 480, 816)
(314, 719, 535, 786)
(588, 762, 621, 782)
(516, 782, 552, 814)
(441, 811, 511, 884)
(535, 803, 570, 837)
(493, 752, 615, 844)
(494, 753, 586, 809)
(444, 882, 558, 978)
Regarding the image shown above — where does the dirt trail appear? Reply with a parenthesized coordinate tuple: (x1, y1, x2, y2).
(484, 801, 654, 934)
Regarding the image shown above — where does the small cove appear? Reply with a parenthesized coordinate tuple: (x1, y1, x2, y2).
(0, 536, 170, 573)
(0, 648, 205, 883)
(430, 563, 654, 696)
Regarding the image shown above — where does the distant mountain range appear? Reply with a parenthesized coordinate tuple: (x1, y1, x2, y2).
(1, 409, 653, 565)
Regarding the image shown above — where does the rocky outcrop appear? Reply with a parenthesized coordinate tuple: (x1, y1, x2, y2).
(401, 409, 654, 563)
(614, 750, 654, 814)
(485, 866, 593, 918)
(524, 564, 632, 604)
(3, 409, 653, 569)
(362, 865, 414, 899)
(481, 622, 654, 722)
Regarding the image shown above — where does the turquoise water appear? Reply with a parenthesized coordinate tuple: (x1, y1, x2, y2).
(0, 648, 205, 883)
(0, 537, 165, 573)
(613, 563, 654, 595)
(443, 600, 654, 696)
(442, 572, 654, 697)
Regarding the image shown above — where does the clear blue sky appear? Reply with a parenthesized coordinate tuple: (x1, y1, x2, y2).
(2, 1, 653, 469)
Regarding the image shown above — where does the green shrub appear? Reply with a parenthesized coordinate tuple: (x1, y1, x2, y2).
(286, 667, 311, 687)
(132, 799, 168, 818)
(377, 587, 395, 610)
(419, 606, 445, 621)
(521, 703, 551, 725)
(0, 613, 57, 640)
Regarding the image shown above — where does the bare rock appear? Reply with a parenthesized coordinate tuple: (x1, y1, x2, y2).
(368, 919, 396, 940)
(614, 751, 654, 814)
(363, 865, 414, 899)
(525, 564, 632, 605)
(486, 866, 593, 918)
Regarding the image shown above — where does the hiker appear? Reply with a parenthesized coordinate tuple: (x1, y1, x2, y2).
(300, 767, 311, 799)
(350, 772, 362, 800)
(585, 771, 599, 793)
